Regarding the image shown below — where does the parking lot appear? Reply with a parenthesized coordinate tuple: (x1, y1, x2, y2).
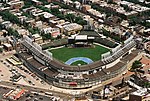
(0, 85, 62, 101)
(0, 59, 12, 82)
(0, 51, 72, 100)
(0, 52, 50, 88)
(18, 91, 61, 101)
(0, 86, 11, 100)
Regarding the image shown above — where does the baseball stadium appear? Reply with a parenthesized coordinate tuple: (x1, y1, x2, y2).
(17, 34, 141, 89)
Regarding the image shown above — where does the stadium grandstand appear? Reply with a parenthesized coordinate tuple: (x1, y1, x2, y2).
(17, 35, 141, 89)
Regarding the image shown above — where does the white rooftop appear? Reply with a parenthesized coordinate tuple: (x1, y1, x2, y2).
(32, 0, 40, 3)
(132, 88, 147, 96)
(63, 23, 82, 31)
(3, 43, 12, 47)
(75, 35, 87, 40)
(44, 12, 54, 18)
(144, 29, 150, 32)
(32, 34, 41, 38)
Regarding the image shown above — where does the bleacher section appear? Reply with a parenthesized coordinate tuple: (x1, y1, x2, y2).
(19, 52, 59, 77)
(22, 36, 53, 63)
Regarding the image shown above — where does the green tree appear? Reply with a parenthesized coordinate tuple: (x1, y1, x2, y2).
(0, 10, 20, 25)
(77, 20, 87, 25)
(56, 34, 62, 39)
(33, 27, 40, 34)
(22, 12, 32, 18)
(144, 82, 150, 88)
(7, 28, 19, 37)
(28, 27, 35, 34)
(91, 3, 104, 12)
(75, 16, 83, 23)
(0, 48, 3, 53)
(131, 60, 142, 70)
(65, 14, 75, 22)
(102, 28, 110, 36)
(57, 14, 65, 19)
(0, 23, 2, 30)
(53, 2, 69, 9)
(36, 5, 51, 13)
(51, 8, 60, 15)
(42, 33, 51, 40)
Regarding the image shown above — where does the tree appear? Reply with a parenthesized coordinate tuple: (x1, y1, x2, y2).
(144, 82, 150, 93)
(102, 28, 110, 36)
(57, 14, 65, 19)
(131, 60, 142, 70)
(144, 82, 150, 88)
(65, 14, 75, 22)
(77, 20, 87, 25)
(56, 34, 62, 39)
(22, 12, 32, 18)
(91, 3, 104, 13)
(0, 48, 3, 53)
(75, 16, 83, 23)
(74, 16, 87, 25)
(28, 27, 35, 34)
(0, 23, 2, 30)
(33, 27, 40, 34)
(51, 8, 60, 15)
(129, 16, 142, 26)
(7, 28, 19, 38)
(36, 5, 51, 13)
(130, 60, 143, 85)
(0, 10, 20, 25)
(42, 33, 51, 40)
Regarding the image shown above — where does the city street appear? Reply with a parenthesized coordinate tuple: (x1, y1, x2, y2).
(0, 80, 72, 100)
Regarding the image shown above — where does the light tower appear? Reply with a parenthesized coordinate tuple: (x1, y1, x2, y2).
(81, 0, 86, 4)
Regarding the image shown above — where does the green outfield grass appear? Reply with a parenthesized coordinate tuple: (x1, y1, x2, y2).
(49, 45, 110, 64)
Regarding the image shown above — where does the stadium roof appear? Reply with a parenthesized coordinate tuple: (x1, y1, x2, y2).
(75, 35, 87, 40)
(79, 30, 99, 37)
